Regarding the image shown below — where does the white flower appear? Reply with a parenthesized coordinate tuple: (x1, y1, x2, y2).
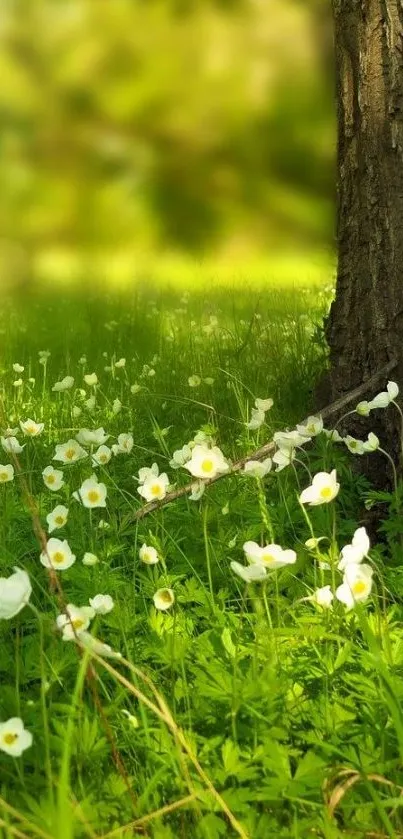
(91, 445, 112, 466)
(13, 363, 24, 373)
(72, 406, 82, 418)
(338, 527, 370, 571)
(78, 631, 121, 658)
(170, 445, 192, 469)
(188, 375, 201, 387)
(230, 561, 267, 582)
(184, 445, 229, 480)
(299, 469, 340, 506)
(138, 473, 169, 502)
(336, 563, 373, 609)
(137, 463, 159, 483)
(0, 464, 14, 483)
(89, 594, 114, 614)
(387, 380, 399, 400)
(112, 398, 122, 415)
(46, 505, 69, 533)
(85, 396, 96, 412)
(56, 604, 95, 640)
(53, 440, 87, 464)
(243, 458, 272, 478)
(1, 436, 24, 454)
(115, 358, 126, 368)
(139, 544, 159, 565)
(0, 568, 31, 619)
(76, 428, 109, 447)
(255, 397, 273, 412)
(272, 448, 295, 471)
(52, 376, 74, 392)
(73, 475, 107, 508)
(204, 377, 214, 385)
(84, 373, 98, 386)
(0, 718, 32, 757)
(131, 383, 142, 394)
(243, 541, 297, 569)
(153, 588, 175, 611)
(308, 585, 334, 609)
(111, 433, 133, 455)
(98, 519, 110, 530)
(296, 415, 323, 437)
(363, 432, 380, 452)
(273, 430, 309, 450)
(82, 552, 99, 566)
(19, 419, 44, 437)
(304, 536, 326, 550)
(356, 401, 371, 417)
(368, 391, 390, 410)
(42, 466, 64, 491)
(246, 408, 265, 430)
(40, 538, 76, 571)
(13, 379, 23, 388)
(189, 481, 206, 501)
(323, 428, 344, 442)
(344, 435, 365, 455)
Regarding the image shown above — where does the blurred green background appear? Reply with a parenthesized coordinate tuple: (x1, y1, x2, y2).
(0, 0, 335, 289)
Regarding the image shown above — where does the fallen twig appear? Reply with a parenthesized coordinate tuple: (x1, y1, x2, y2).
(132, 359, 397, 521)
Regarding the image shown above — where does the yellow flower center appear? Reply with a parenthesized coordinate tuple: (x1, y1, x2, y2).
(47, 475, 55, 485)
(4, 733, 18, 745)
(201, 458, 214, 474)
(72, 618, 85, 629)
(352, 580, 367, 596)
(151, 484, 161, 496)
(55, 516, 64, 525)
(65, 448, 75, 460)
(160, 590, 173, 604)
(52, 551, 65, 564)
(26, 426, 36, 435)
(99, 454, 107, 463)
(261, 552, 276, 564)
(87, 489, 100, 503)
(0, 472, 8, 481)
(320, 486, 333, 500)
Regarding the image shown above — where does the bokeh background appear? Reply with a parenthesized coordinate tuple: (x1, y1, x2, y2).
(0, 0, 335, 289)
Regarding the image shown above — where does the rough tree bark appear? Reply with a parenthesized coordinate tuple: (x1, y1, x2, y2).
(326, 0, 403, 469)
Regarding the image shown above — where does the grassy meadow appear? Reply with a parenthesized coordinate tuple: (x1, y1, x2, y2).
(1, 273, 403, 839)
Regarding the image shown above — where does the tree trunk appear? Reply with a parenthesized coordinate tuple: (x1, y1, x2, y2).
(326, 0, 403, 468)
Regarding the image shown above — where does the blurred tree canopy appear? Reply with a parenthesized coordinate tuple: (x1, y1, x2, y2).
(0, 0, 335, 282)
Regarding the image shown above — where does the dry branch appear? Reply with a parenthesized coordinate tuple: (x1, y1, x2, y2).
(132, 359, 397, 521)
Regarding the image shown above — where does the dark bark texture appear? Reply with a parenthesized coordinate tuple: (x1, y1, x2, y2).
(327, 0, 403, 466)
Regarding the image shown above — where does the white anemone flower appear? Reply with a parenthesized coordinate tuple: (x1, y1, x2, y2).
(0, 568, 31, 619)
(153, 588, 175, 611)
(368, 391, 390, 409)
(307, 585, 334, 609)
(243, 540, 297, 569)
(363, 432, 380, 452)
(56, 604, 95, 640)
(246, 408, 265, 430)
(78, 631, 121, 658)
(84, 372, 98, 386)
(52, 376, 74, 392)
(115, 358, 126, 368)
(356, 401, 371, 417)
(230, 561, 267, 582)
(299, 469, 340, 506)
(169, 445, 192, 469)
(387, 380, 399, 400)
(188, 375, 201, 387)
(255, 397, 273, 412)
(139, 544, 159, 564)
(137, 463, 159, 483)
(184, 445, 229, 480)
(338, 527, 370, 571)
(138, 473, 169, 502)
(0, 464, 14, 483)
(296, 415, 324, 437)
(112, 433, 133, 455)
(82, 552, 99, 566)
(46, 505, 69, 533)
(344, 436, 366, 455)
(91, 445, 112, 466)
(76, 428, 109, 447)
(89, 594, 114, 614)
(13, 363, 24, 373)
(1, 436, 24, 454)
(19, 419, 44, 437)
(243, 458, 272, 478)
(73, 475, 107, 508)
(112, 398, 122, 415)
(323, 428, 343, 442)
(272, 448, 296, 471)
(40, 538, 76, 571)
(53, 440, 87, 464)
(336, 563, 373, 609)
(0, 718, 32, 757)
(42, 465, 64, 491)
(273, 430, 309, 450)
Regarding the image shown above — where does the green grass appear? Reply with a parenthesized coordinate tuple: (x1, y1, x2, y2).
(0, 278, 403, 839)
